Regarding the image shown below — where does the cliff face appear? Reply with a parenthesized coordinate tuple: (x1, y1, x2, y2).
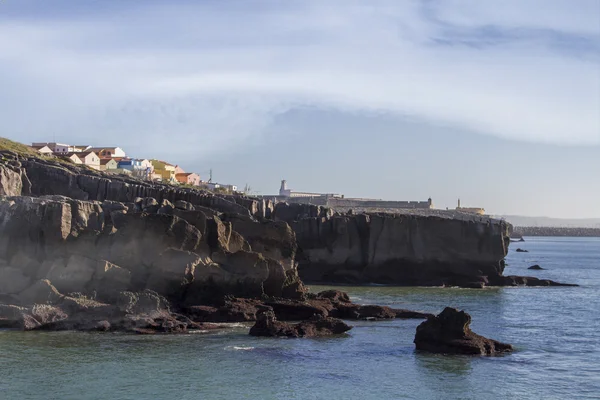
(0, 195, 302, 306)
(0, 149, 517, 289)
(274, 203, 511, 286)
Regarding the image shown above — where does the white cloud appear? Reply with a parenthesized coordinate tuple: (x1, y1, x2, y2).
(0, 0, 598, 157)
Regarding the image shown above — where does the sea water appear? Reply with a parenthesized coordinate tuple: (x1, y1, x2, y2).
(1, 237, 599, 400)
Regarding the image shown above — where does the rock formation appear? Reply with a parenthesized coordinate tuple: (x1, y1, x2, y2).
(0, 144, 577, 332)
(249, 308, 353, 338)
(274, 203, 515, 287)
(414, 307, 513, 355)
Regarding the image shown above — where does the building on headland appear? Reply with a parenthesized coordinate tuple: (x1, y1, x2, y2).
(72, 151, 101, 170)
(31, 145, 54, 155)
(150, 160, 177, 183)
(59, 153, 83, 164)
(100, 158, 119, 171)
(265, 180, 433, 209)
(88, 147, 126, 158)
(176, 172, 201, 186)
(455, 199, 485, 215)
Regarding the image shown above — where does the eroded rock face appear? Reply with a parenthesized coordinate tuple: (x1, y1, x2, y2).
(249, 309, 353, 338)
(414, 307, 513, 356)
(0, 194, 300, 309)
(273, 203, 568, 287)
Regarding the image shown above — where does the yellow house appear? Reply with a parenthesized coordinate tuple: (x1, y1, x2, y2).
(150, 160, 176, 182)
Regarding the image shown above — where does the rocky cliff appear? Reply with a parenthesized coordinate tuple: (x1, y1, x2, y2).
(272, 203, 560, 287)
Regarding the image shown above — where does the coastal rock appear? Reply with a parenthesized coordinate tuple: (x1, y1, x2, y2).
(414, 307, 513, 355)
(515, 248, 528, 253)
(249, 309, 352, 338)
(528, 265, 544, 270)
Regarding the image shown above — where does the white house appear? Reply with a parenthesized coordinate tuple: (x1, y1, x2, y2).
(31, 145, 53, 155)
(88, 147, 126, 158)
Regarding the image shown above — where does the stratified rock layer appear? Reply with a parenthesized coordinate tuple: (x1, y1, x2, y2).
(274, 203, 512, 286)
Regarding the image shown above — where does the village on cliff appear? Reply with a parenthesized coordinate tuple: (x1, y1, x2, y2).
(31, 141, 238, 193)
(30, 141, 486, 214)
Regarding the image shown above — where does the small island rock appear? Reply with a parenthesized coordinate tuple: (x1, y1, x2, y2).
(414, 307, 513, 356)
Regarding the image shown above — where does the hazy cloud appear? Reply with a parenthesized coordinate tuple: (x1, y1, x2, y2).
(1, 0, 599, 157)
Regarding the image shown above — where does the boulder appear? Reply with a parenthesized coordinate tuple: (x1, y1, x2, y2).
(528, 265, 544, 270)
(175, 200, 195, 211)
(414, 307, 513, 355)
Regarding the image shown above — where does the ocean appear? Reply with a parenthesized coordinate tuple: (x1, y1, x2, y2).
(1, 237, 599, 400)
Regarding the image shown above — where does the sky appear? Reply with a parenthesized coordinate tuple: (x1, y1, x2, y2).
(0, 0, 599, 218)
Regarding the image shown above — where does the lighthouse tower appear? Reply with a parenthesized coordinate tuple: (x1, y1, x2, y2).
(279, 180, 291, 197)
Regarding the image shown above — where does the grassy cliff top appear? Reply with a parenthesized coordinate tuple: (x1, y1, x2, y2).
(0, 137, 39, 157)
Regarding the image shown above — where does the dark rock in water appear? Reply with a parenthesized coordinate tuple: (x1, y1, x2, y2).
(515, 248, 529, 253)
(414, 307, 513, 355)
(528, 265, 544, 270)
(488, 275, 577, 287)
(392, 309, 435, 319)
(249, 309, 352, 338)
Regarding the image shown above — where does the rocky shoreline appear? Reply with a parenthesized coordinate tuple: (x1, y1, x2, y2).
(0, 147, 576, 346)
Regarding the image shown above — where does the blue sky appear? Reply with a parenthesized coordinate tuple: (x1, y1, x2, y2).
(1, 0, 599, 217)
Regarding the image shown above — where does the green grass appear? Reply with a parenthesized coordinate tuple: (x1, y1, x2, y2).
(0, 137, 40, 156)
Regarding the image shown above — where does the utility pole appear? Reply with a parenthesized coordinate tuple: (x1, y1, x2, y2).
(209, 169, 213, 183)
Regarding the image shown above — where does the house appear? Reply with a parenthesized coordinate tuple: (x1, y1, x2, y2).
(105, 168, 132, 176)
(31, 145, 53, 155)
(59, 153, 83, 164)
(176, 172, 201, 186)
(100, 158, 119, 171)
(73, 145, 91, 152)
(174, 165, 186, 175)
(32, 142, 75, 153)
(150, 160, 177, 183)
(118, 158, 153, 179)
(74, 151, 101, 170)
(88, 147, 126, 158)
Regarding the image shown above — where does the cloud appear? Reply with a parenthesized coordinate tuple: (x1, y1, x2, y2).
(0, 0, 598, 158)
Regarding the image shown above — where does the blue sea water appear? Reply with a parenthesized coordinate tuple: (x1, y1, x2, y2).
(1, 237, 599, 400)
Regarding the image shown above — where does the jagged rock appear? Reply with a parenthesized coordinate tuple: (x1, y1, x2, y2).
(414, 307, 513, 355)
(528, 265, 544, 270)
(175, 200, 194, 211)
(16, 279, 64, 305)
(249, 309, 352, 338)
(0, 164, 22, 196)
(157, 199, 174, 215)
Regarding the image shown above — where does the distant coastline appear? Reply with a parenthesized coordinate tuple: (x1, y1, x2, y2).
(512, 226, 600, 237)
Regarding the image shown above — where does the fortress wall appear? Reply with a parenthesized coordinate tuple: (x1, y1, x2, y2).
(326, 198, 432, 209)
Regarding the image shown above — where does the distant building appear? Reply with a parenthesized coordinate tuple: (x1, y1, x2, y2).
(265, 179, 433, 209)
(31, 145, 53, 155)
(176, 172, 201, 186)
(100, 158, 119, 171)
(174, 165, 186, 175)
(32, 142, 74, 153)
(88, 147, 126, 158)
(67, 151, 100, 170)
(455, 199, 485, 215)
(59, 153, 83, 164)
(150, 160, 177, 183)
